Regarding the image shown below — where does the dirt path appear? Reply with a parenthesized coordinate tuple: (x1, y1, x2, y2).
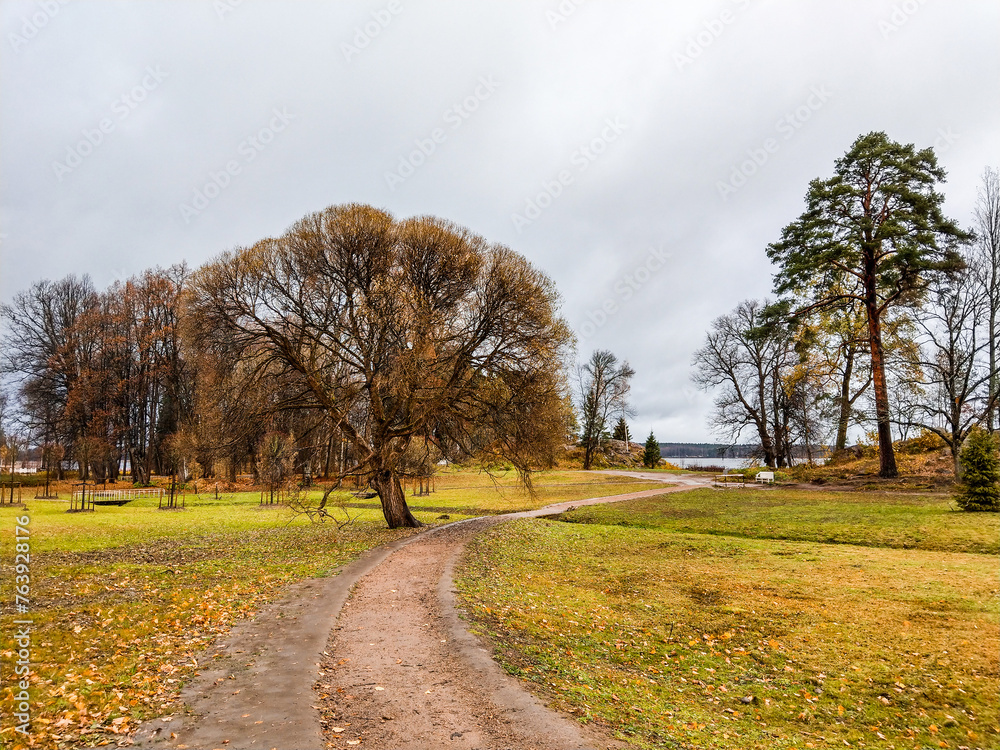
(133, 477, 709, 750)
(594, 469, 711, 486)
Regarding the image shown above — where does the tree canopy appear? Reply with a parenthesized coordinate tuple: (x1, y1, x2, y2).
(183, 204, 573, 527)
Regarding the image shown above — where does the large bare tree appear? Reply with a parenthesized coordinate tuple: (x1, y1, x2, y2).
(971, 167, 1000, 432)
(898, 272, 996, 477)
(576, 350, 634, 470)
(183, 204, 572, 528)
(692, 299, 797, 467)
(0, 275, 97, 474)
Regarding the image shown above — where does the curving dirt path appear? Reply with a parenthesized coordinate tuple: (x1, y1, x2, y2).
(133, 475, 709, 750)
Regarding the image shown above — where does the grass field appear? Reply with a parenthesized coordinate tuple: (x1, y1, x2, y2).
(0, 470, 658, 749)
(457, 489, 1000, 750)
(560, 488, 1000, 554)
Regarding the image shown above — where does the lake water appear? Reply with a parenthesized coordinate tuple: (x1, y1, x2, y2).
(666, 457, 754, 470)
(666, 457, 826, 469)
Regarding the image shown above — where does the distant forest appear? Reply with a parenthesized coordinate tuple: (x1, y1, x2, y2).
(658, 443, 758, 458)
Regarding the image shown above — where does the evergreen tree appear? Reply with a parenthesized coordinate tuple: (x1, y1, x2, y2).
(643, 431, 661, 469)
(956, 426, 1000, 512)
(767, 132, 969, 478)
(612, 417, 631, 444)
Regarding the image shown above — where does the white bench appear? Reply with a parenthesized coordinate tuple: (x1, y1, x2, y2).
(755, 471, 774, 484)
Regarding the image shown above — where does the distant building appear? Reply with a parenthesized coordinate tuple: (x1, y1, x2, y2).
(14, 460, 42, 474)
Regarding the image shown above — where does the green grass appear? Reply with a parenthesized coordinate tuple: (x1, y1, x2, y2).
(457, 493, 1000, 750)
(560, 488, 1000, 554)
(0, 469, 660, 749)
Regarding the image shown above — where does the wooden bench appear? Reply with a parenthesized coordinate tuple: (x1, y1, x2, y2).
(714, 474, 746, 487)
(755, 471, 775, 484)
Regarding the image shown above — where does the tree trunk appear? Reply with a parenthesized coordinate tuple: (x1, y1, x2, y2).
(869, 337, 898, 477)
(989, 304, 998, 433)
(835, 347, 855, 451)
(324, 435, 333, 479)
(865, 259, 898, 478)
(755, 418, 776, 468)
(372, 469, 422, 528)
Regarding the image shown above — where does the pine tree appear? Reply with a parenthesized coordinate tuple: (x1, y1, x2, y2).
(767, 132, 969, 478)
(956, 426, 1000, 512)
(612, 417, 631, 444)
(643, 431, 661, 469)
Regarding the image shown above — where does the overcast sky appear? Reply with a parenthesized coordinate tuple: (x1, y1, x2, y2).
(1, 0, 997, 442)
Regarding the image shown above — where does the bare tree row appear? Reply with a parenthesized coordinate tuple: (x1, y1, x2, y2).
(1, 204, 575, 527)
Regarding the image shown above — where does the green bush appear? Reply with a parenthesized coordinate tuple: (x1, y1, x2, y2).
(956, 426, 1000, 512)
